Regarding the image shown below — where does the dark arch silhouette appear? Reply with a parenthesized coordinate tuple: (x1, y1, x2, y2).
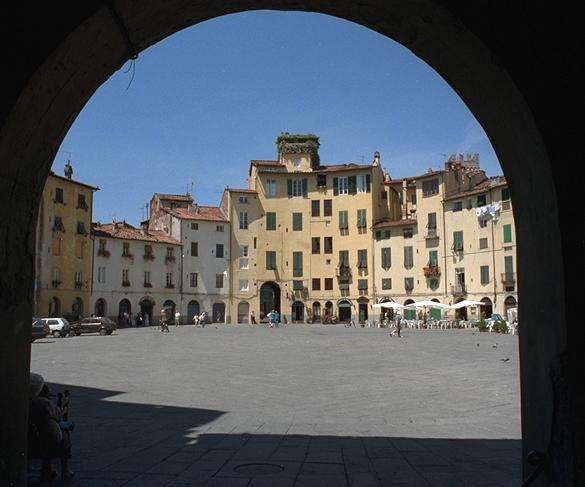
(0, 4, 581, 485)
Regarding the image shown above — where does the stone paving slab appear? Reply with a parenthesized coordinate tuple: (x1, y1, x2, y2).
(29, 324, 521, 486)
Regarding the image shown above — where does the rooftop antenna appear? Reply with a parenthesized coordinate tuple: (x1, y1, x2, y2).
(139, 205, 146, 221)
(188, 180, 194, 196)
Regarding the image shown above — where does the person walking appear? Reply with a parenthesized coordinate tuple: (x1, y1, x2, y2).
(175, 310, 181, 327)
(250, 310, 257, 324)
(390, 311, 402, 337)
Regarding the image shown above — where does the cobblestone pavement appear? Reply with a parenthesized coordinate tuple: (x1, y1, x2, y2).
(29, 324, 521, 486)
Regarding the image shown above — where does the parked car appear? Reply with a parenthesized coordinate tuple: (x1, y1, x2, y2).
(40, 317, 70, 338)
(487, 313, 508, 326)
(71, 316, 117, 336)
(31, 317, 49, 342)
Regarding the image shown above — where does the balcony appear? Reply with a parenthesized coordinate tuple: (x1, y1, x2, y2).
(424, 228, 439, 239)
(122, 280, 131, 287)
(143, 282, 152, 288)
(143, 253, 155, 261)
(74, 281, 83, 289)
(501, 272, 516, 284)
(451, 283, 467, 296)
(51, 280, 61, 288)
(336, 266, 352, 278)
(423, 265, 441, 278)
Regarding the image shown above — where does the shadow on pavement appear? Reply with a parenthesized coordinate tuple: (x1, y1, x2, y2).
(28, 382, 521, 486)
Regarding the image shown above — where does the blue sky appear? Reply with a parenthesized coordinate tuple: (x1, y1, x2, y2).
(55, 11, 501, 225)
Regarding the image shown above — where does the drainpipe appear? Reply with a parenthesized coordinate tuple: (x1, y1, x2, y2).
(490, 190, 497, 314)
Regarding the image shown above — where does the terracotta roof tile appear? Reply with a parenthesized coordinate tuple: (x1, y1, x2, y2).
(165, 206, 228, 222)
(93, 222, 180, 244)
(443, 176, 507, 201)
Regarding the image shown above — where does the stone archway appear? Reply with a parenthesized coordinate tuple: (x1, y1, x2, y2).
(0, 4, 579, 485)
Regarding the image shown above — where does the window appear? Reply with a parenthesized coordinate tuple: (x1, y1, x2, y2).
(338, 250, 350, 268)
(97, 266, 106, 283)
(382, 278, 392, 290)
(191, 242, 198, 256)
(479, 237, 488, 249)
(317, 174, 327, 187)
(324, 278, 333, 290)
(239, 211, 248, 229)
(453, 231, 464, 252)
(293, 252, 303, 277)
(75, 240, 84, 259)
(266, 251, 277, 270)
(422, 178, 439, 197)
(357, 249, 368, 268)
(337, 176, 348, 195)
(292, 212, 303, 231)
(453, 201, 463, 212)
(239, 279, 249, 291)
(479, 218, 488, 228)
(74, 271, 83, 288)
(427, 212, 437, 229)
(428, 250, 438, 267)
(216, 244, 224, 258)
(404, 246, 414, 268)
(253, 237, 257, 249)
(356, 175, 368, 193)
(166, 272, 174, 288)
(384, 229, 391, 239)
(77, 193, 88, 210)
(122, 269, 130, 286)
(381, 247, 391, 269)
(338, 281, 350, 291)
(53, 216, 65, 232)
(323, 199, 332, 216)
(477, 194, 486, 206)
(215, 274, 224, 288)
(190, 272, 198, 287)
(312, 237, 320, 254)
(311, 200, 320, 217)
(357, 209, 367, 228)
(239, 196, 248, 204)
(403, 227, 413, 238)
(165, 247, 175, 263)
(501, 188, 510, 201)
(122, 242, 131, 256)
(266, 212, 276, 231)
(191, 222, 199, 230)
(266, 179, 276, 197)
(404, 277, 414, 290)
(358, 279, 368, 291)
(144, 271, 151, 287)
(324, 237, 333, 254)
(312, 278, 321, 291)
(293, 157, 301, 169)
(216, 225, 224, 232)
(239, 245, 249, 269)
(503, 224, 512, 243)
(381, 191, 388, 200)
(293, 280, 304, 291)
(287, 178, 307, 197)
(338, 210, 349, 230)
(54, 187, 64, 203)
(480, 265, 490, 285)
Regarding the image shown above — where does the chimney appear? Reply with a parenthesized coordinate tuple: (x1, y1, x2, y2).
(141, 221, 149, 236)
(372, 151, 380, 166)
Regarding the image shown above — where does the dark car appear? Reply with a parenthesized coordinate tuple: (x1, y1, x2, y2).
(71, 316, 117, 336)
(31, 317, 49, 342)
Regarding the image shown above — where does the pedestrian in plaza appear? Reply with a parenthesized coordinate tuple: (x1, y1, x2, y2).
(192, 313, 199, 325)
(268, 309, 275, 328)
(250, 310, 257, 324)
(175, 310, 181, 327)
(390, 311, 402, 337)
(136, 312, 143, 327)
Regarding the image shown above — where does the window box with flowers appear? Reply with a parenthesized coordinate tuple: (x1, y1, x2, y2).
(97, 249, 111, 258)
(165, 255, 176, 264)
(122, 253, 134, 260)
(143, 253, 155, 261)
(423, 265, 441, 278)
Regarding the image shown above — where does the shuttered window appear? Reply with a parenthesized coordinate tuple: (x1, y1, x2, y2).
(293, 252, 303, 277)
(266, 212, 276, 231)
(357, 249, 368, 268)
(503, 224, 512, 243)
(339, 210, 349, 229)
(381, 247, 391, 269)
(404, 246, 413, 268)
(292, 212, 303, 231)
(357, 209, 367, 228)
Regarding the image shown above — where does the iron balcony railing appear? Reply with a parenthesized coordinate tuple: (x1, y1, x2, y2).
(451, 283, 467, 296)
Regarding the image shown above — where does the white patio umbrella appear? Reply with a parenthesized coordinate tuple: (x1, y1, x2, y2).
(404, 300, 453, 310)
(372, 302, 405, 310)
(450, 300, 484, 309)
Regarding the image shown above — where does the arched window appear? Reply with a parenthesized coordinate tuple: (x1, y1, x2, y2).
(94, 298, 107, 317)
(312, 302, 321, 321)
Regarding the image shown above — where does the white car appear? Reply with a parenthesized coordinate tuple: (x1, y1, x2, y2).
(40, 317, 70, 338)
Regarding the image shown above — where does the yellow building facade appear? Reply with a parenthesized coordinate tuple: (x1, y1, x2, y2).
(34, 163, 98, 319)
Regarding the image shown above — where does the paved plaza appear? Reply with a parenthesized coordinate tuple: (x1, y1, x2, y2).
(29, 324, 521, 486)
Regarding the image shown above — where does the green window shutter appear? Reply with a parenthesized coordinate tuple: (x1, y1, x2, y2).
(358, 279, 368, 290)
(348, 176, 357, 194)
(333, 177, 339, 196)
(429, 250, 438, 266)
(430, 308, 442, 320)
(428, 212, 437, 229)
(404, 277, 414, 290)
(381, 247, 391, 269)
(287, 179, 292, 197)
(293, 251, 303, 277)
(481, 265, 490, 284)
(302, 178, 308, 197)
(266, 212, 276, 230)
(404, 246, 413, 267)
(453, 231, 464, 251)
(293, 212, 303, 231)
(339, 250, 349, 267)
(503, 224, 512, 243)
(365, 174, 371, 193)
(339, 210, 348, 229)
(266, 251, 276, 270)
